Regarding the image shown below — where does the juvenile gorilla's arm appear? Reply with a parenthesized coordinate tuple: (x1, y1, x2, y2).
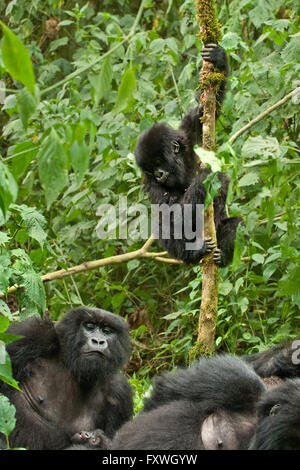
(179, 44, 230, 146)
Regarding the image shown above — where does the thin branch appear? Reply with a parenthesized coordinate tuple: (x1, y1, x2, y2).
(0, 236, 182, 298)
(229, 86, 300, 144)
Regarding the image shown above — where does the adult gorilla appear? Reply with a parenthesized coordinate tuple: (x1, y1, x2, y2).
(0, 307, 133, 450)
(111, 355, 266, 450)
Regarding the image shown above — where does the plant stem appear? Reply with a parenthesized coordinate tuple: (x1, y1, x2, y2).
(229, 86, 300, 144)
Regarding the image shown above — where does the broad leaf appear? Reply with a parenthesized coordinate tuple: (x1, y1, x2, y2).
(11, 204, 47, 248)
(0, 21, 35, 95)
(17, 87, 39, 128)
(89, 56, 112, 106)
(0, 162, 18, 218)
(70, 140, 90, 185)
(0, 393, 16, 438)
(38, 129, 69, 209)
(113, 67, 136, 114)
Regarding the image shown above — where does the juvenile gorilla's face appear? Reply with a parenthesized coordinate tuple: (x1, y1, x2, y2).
(71, 429, 107, 448)
(135, 124, 190, 189)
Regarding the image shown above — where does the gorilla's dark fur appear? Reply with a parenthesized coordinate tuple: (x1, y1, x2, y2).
(244, 337, 300, 379)
(250, 379, 300, 450)
(135, 44, 242, 267)
(111, 355, 266, 450)
(0, 307, 133, 450)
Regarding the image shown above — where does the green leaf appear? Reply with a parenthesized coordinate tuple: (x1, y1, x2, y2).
(0, 351, 20, 390)
(202, 172, 222, 210)
(0, 332, 22, 345)
(0, 232, 10, 246)
(241, 136, 280, 160)
(248, 0, 273, 29)
(238, 297, 249, 313)
(0, 340, 5, 364)
(49, 37, 69, 52)
(38, 129, 69, 209)
(111, 292, 125, 309)
(220, 32, 243, 50)
(19, 270, 46, 317)
(89, 56, 112, 106)
(113, 67, 136, 114)
(219, 280, 233, 296)
(0, 162, 18, 218)
(11, 204, 47, 248)
(0, 315, 9, 333)
(239, 172, 259, 187)
(277, 266, 300, 297)
(17, 87, 39, 129)
(194, 147, 221, 172)
(9, 141, 38, 178)
(281, 35, 300, 63)
(263, 263, 277, 282)
(0, 393, 16, 438)
(252, 253, 265, 264)
(70, 140, 90, 185)
(0, 21, 35, 95)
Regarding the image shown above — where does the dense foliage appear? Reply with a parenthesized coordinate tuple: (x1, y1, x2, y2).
(0, 0, 299, 429)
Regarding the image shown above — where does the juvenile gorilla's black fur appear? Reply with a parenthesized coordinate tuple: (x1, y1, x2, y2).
(0, 307, 133, 450)
(250, 379, 300, 450)
(244, 337, 300, 379)
(112, 355, 266, 450)
(135, 44, 242, 267)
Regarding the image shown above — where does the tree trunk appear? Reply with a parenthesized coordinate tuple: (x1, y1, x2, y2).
(189, 0, 222, 359)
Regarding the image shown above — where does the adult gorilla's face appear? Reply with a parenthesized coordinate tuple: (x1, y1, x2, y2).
(56, 307, 131, 384)
(80, 321, 115, 358)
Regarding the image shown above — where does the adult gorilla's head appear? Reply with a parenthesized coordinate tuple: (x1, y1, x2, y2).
(56, 307, 131, 384)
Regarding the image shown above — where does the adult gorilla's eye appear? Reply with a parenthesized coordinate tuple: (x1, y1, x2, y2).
(102, 325, 113, 335)
(172, 140, 180, 153)
(85, 322, 95, 330)
(270, 404, 281, 416)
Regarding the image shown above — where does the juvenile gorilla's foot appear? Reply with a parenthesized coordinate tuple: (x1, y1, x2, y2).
(213, 248, 222, 265)
(204, 237, 217, 253)
(201, 44, 227, 71)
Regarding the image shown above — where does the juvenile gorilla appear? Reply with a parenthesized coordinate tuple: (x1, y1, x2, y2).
(135, 44, 242, 267)
(0, 307, 133, 450)
(250, 379, 300, 450)
(111, 355, 266, 450)
(66, 429, 111, 450)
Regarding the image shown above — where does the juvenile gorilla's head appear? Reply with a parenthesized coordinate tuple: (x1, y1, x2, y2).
(70, 429, 109, 449)
(135, 124, 196, 189)
(56, 307, 131, 384)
